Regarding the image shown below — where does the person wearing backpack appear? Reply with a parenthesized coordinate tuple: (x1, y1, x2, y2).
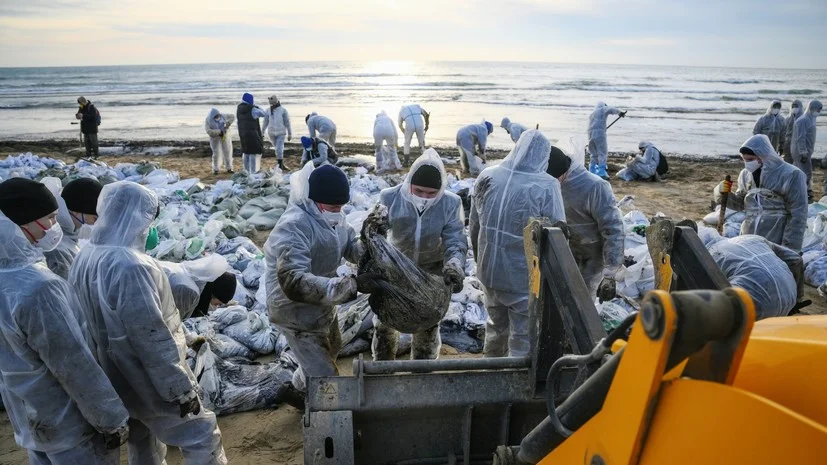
(617, 141, 666, 181)
(75, 96, 100, 159)
(300, 136, 338, 167)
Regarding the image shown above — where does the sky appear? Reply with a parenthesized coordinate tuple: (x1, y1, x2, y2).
(1, 0, 825, 68)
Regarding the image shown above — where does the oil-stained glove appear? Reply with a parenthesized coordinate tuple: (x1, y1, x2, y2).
(102, 424, 129, 449)
(443, 267, 464, 293)
(356, 272, 383, 294)
(178, 391, 201, 418)
(597, 277, 617, 303)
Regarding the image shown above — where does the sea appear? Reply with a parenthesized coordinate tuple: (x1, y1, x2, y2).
(0, 61, 825, 157)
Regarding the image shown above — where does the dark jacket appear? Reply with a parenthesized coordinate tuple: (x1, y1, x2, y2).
(237, 102, 263, 154)
(78, 102, 99, 135)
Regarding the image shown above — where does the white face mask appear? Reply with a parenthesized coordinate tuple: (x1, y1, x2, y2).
(33, 222, 64, 252)
(411, 196, 435, 213)
(322, 210, 344, 228)
(792, 107, 801, 116)
(814, 111, 821, 117)
(744, 160, 762, 173)
(771, 108, 780, 116)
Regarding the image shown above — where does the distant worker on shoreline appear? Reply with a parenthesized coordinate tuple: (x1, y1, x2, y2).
(237, 93, 266, 173)
(791, 99, 822, 200)
(753, 100, 785, 152)
(75, 96, 100, 160)
(374, 111, 401, 173)
(587, 102, 625, 180)
(500, 117, 527, 144)
(617, 141, 666, 182)
(398, 104, 430, 165)
(306, 112, 337, 147)
(205, 108, 235, 175)
(780, 100, 803, 163)
(456, 120, 493, 176)
(262, 95, 292, 171)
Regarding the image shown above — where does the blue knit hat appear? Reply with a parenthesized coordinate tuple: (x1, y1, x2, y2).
(309, 165, 350, 205)
(301, 136, 313, 149)
(242, 93, 254, 105)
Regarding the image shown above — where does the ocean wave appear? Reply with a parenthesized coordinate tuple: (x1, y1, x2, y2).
(691, 79, 760, 84)
(758, 88, 821, 95)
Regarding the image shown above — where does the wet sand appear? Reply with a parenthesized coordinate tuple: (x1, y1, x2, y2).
(0, 139, 824, 464)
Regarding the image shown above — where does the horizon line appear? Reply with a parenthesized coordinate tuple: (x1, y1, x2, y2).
(1, 60, 825, 72)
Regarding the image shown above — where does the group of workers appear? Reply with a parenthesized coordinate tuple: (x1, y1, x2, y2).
(0, 176, 237, 463)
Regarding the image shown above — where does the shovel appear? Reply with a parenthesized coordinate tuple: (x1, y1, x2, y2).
(717, 175, 732, 235)
(606, 110, 628, 130)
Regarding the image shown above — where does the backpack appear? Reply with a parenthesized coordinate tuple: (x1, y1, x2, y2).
(656, 149, 668, 175)
(95, 108, 101, 126)
(312, 138, 338, 165)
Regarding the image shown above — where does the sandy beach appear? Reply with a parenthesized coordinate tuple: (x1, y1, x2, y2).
(0, 139, 824, 465)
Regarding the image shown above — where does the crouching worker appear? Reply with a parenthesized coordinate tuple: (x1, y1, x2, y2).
(300, 136, 338, 168)
(0, 178, 129, 464)
(703, 232, 803, 319)
(617, 141, 664, 182)
(162, 255, 238, 319)
(265, 165, 369, 402)
(70, 181, 226, 464)
(371, 149, 467, 360)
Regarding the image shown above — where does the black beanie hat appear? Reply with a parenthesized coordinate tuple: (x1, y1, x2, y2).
(410, 165, 442, 189)
(0, 178, 58, 226)
(309, 165, 350, 205)
(193, 272, 237, 317)
(62, 178, 103, 215)
(547, 146, 572, 178)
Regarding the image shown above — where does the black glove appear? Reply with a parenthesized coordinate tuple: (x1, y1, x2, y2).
(179, 394, 201, 418)
(356, 272, 382, 294)
(102, 424, 129, 450)
(360, 211, 389, 242)
(443, 267, 464, 293)
(597, 277, 617, 303)
(619, 110, 627, 118)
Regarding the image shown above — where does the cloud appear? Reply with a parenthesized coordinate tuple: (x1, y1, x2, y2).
(603, 37, 677, 47)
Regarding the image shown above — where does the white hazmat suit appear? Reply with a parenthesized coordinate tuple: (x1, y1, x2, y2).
(41, 178, 82, 280)
(306, 113, 338, 147)
(469, 130, 565, 357)
(262, 102, 292, 162)
(456, 122, 491, 176)
(0, 214, 129, 464)
(781, 99, 803, 163)
(791, 100, 822, 192)
(375, 149, 467, 360)
(587, 102, 622, 176)
(160, 255, 231, 320)
(205, 108, 235, 173)
(617, 141, 661, 182)
(752, 100, 786, 152)
(69, 181, 226, 465)
(373, 111, 402, 173)
(500, 117, 527, 144)
(398, 104, 428, 160)
(706, 234, 801, 319)
(559, 163, 625, 298)
(264, 177, 363, 391)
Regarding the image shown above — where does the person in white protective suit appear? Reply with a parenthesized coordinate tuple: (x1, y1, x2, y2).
(205, 108, 235, 175)
(160, 255, 238, 319)
(500, 117, 527, 144)
(42, 177, 103, 280)
(262, 95, 292, 171)
(469, 130, 565, 357)
(265, 164, 371, 400)
(456, 121, 493, 176)
(701, 232, 802, 320)
(780, 99, 803, 163)
(753, 100, 785, 152)
(587, 102, 625, 180)
(373, 110, 402, 173)
(398, 104, 430, 165)
(0, 178, 129, 465)
(69, 181, 227, 465)
(305, 112, 338, 147)
(371, 149, 467, 360)
(791, 99, 822, 198)
(546, 140, 625, 302)
(617, 141, 662, 182)
(300, 136, 338, 168)
(714, 134, 807, 252)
